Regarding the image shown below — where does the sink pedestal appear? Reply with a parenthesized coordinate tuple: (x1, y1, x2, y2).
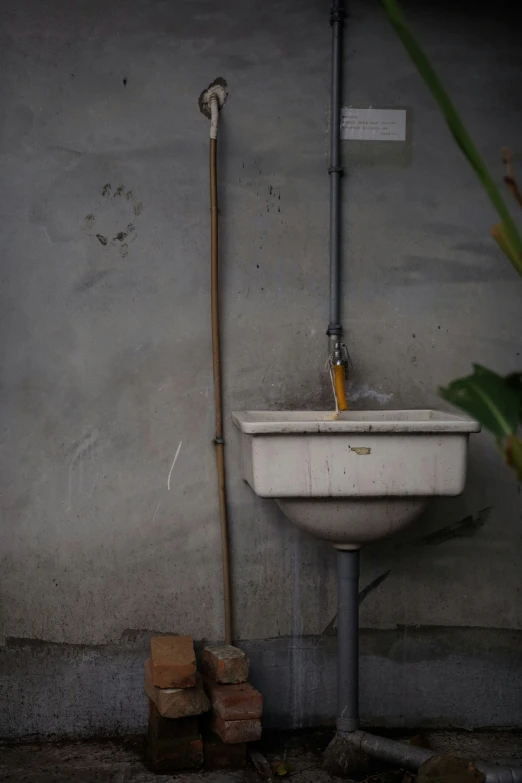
(336, 549, 359, 732)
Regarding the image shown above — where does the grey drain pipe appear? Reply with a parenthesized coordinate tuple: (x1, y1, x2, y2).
(337, 550, 359, 733)
(347, 730, 522, 783)
(336, 549, 522, 783)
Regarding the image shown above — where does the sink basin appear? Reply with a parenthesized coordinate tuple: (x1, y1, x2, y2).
(232, 410, 480, 549)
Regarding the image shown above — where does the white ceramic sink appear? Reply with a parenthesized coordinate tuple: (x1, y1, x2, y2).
(232, 410, 480, 549)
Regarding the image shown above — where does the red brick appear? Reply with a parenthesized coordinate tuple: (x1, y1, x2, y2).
(147, 728, 203, 770)
(150, 635, 196, 688)
(203, 732, 247, 770)
(201, 645, 249, 684)
(210, 714, 262, 744)
(148, 699, 199, 739)
(145, 658, 209, 718)
(202, 677, 262, 720)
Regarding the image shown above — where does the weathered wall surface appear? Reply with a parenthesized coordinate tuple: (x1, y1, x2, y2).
(1, 0, 521, 737)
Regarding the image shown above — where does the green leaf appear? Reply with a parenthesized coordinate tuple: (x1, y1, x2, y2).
(439, 365, 521, 440)
(505, 373, 522, 418)
(380, 0, 522, 276)
(273, 760, 290, 777)
(491, 223, 522, 270)
(505, 435, 522, 481)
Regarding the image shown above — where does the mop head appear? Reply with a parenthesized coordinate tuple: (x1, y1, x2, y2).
(198, 77, 228, 119)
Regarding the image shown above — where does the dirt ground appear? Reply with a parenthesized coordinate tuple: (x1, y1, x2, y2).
(1, 729, 521, 783)
(0, 730, 343, 783)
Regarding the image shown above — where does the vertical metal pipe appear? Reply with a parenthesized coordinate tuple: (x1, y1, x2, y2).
(328, 0, 345, 353)
(337, 549, 359, 733)
(198, 82, 232, 645)
(210, 131, 233, 646)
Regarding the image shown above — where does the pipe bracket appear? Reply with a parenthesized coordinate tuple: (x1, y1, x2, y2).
(330, 7, 346, 26)
(327, 324, 343, 336)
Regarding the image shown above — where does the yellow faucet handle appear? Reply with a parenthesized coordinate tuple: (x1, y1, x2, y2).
(334, 364, 349, 411)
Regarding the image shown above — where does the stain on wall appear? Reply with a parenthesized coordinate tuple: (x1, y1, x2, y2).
(403, 507, 491, 547)
(82, 183, 143, 257)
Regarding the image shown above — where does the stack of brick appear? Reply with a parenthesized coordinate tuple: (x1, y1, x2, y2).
(201, 644, 262, 766)
(144, 635, 209, 771)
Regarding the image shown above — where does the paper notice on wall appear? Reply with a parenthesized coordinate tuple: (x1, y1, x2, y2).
(341, 108, 407, 141)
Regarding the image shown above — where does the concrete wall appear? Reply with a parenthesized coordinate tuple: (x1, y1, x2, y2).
(1, 0, 521, 738)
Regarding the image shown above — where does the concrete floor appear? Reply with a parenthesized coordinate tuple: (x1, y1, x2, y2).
(0, 735, 343, 783)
